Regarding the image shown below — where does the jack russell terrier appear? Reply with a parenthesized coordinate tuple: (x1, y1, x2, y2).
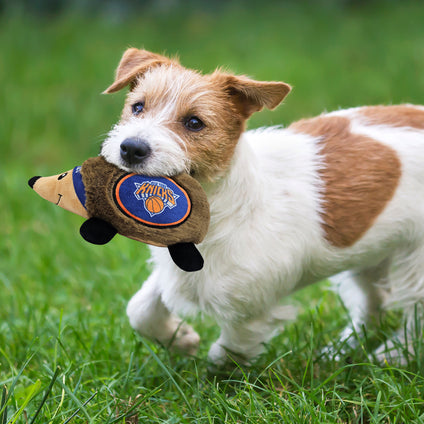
(101, 48, 424, 365)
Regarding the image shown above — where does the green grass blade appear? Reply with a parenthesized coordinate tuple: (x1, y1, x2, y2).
(139, 339, 194, 415)
(0, 353, 35, 418)
(1, 386, 8, 424)
(29, 366, 60, 424)
(8, 380, 42, 424)
(62, 391, 97, 424)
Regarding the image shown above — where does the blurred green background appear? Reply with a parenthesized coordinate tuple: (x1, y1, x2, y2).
(1, 1, 424, 422)
(2, 0, 424, 171)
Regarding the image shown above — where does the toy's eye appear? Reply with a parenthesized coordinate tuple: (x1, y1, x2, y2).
(184, 116, 205, 132)
(132, 102, 145, 116)
(58, 172, 68, 180)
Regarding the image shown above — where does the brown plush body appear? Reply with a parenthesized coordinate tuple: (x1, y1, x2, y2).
(82, 157, 209, 247)
(29, 156, 210, 271)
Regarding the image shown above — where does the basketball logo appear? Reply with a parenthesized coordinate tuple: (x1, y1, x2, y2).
(144, 196, 164, 215)
(115, 174, 191, 227)
(133, 179, 180, 217)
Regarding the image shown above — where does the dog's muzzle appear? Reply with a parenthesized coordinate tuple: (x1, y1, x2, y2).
(120, 137, 151, 166)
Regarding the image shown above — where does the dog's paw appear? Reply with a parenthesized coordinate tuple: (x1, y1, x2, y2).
(320, 326, 360, 362)
(167, 322, 200, 356)
(207, 342, 251, 370)
(208, 342, 228, 367)
(374, 339, 409, 366)
(320, 344, 344, 362)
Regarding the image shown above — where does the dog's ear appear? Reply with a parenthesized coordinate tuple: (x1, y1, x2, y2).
(103, 48, 174, 94)
(213, 72, 291, 118)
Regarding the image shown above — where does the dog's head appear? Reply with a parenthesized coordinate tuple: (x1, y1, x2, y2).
(101, 48, 291, 181)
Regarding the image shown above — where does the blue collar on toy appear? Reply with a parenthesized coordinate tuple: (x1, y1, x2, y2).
(72, 166, 87, 209)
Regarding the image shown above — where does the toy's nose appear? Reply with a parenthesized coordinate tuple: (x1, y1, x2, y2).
(28, 176, 41, 189)
(120, 138, 151, 165)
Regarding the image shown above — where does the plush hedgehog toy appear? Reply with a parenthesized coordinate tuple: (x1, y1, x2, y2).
(28, 156, 210, 272)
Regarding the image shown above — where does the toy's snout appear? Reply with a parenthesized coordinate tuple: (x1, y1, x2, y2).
(28, 176, 41, 189)
(28, 169, 89, 219)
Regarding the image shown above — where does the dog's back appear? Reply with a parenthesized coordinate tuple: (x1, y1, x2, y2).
(153, 104, 424, 316)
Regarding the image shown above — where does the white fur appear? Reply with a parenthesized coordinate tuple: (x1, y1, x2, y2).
(102, 117, 189, 176)
(121, 105, 424, 365)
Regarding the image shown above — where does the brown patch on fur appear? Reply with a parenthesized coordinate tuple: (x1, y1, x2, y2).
(103, 48, 177, 94)
(359, 105, 424, 129)
(182, 72, 290, 180)
(290, 116, 401, 247)
(211, 72, 291, 118)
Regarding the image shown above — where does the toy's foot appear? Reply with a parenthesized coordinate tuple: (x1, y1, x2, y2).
(80, 217, 118, 245)
(168, 243, 204, 272)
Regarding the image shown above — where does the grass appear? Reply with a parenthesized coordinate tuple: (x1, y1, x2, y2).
(1, 1, 424, 422)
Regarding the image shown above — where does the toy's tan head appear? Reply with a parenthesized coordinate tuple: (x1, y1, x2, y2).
(28, 170, 88, 218)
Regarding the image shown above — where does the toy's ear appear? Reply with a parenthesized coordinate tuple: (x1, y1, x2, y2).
(168, 243, 204, 272)
(103, 48, 176, 94)
(80, 217, 118, 245)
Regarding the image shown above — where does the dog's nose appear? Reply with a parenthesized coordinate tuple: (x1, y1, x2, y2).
(120, 138, 151, 165)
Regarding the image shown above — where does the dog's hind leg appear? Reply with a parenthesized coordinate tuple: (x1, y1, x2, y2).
(375, 242, 424, 364)
(326, 259, 389, 356)
(126, 269, 200, 355)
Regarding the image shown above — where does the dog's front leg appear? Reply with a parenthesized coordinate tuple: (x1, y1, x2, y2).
(126, 270, 200, 355)
(208, 327, 264, 367)
(208, 305, 295, 367)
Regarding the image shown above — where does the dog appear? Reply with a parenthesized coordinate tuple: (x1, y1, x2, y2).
(101, 48, 424, 365)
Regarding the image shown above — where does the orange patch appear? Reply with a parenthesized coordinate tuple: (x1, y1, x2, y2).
(290, 116, 402, 247)
(359, 105, 424, 130)
(103, 49, 176, 94)
(175, 72, 289, 180)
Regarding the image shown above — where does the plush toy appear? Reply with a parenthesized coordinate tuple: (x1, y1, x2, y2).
(28, 156, 210, 272)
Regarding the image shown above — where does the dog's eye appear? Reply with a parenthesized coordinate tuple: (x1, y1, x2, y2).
(184, 116, 205, 132)
(132, 102, 145, 116)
